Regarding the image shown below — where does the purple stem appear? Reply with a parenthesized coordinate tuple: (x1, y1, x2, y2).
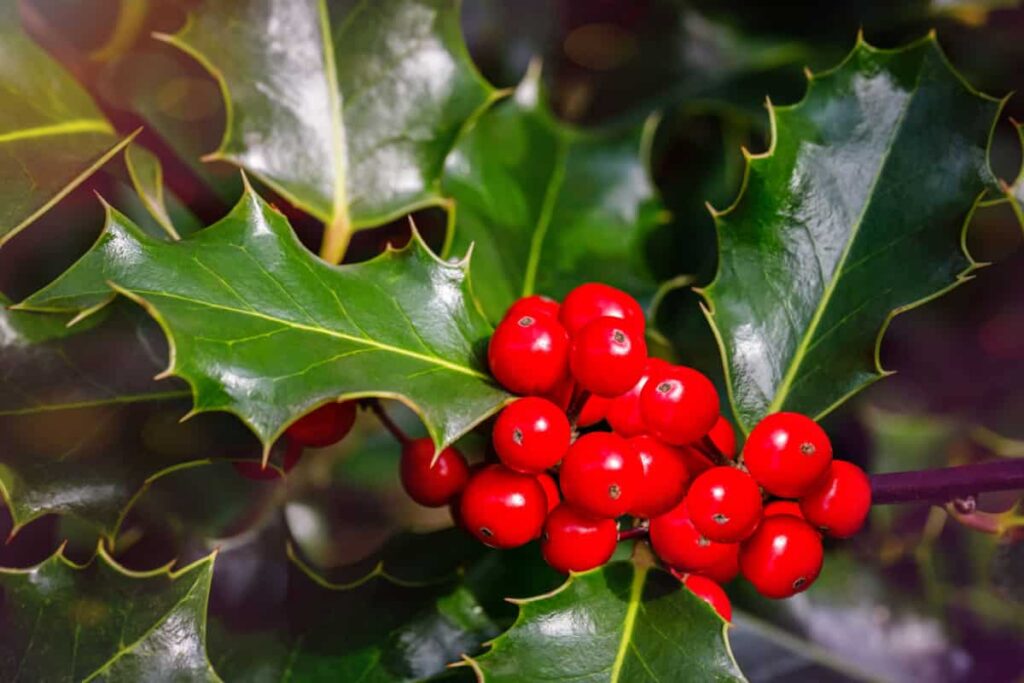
(869, 459, 1024, 505)
(367, 400, 410, 446)
(618, 527, 648, 541)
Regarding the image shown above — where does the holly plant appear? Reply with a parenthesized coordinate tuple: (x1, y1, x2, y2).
(2, 0, 1024, 681)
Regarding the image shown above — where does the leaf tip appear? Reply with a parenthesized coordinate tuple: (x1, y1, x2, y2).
(153, 361, 176, 380)
(804, 66, 815, 81)
(239, 169, 255, 194)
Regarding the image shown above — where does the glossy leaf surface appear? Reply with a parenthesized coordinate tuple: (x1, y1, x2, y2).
(158, 0, 495, 232)
(443, 65, 664, 321)
(19, 188, 511, 453)
(0, 0, 131, 247)
(703, 36, 1002, 432)
(0, 298, 256, 537)
(469, 551, 743, 682)
(210, 547, 497, 682)
(0, 547, 218, 681)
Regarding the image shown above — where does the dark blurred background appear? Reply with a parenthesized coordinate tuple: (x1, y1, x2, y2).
(1, 1, 1023, 681)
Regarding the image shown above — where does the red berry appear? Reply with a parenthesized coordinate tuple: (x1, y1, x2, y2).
(493, 397, 571, 473)
(708, 417, 737, 459)
(685, 467, 763, 543)
(570, 317, 647, 397)
(488, 314, 569, 396)
(400, 438, 470, 507)
(577, 394, 611, 427)
(540, 504, 618, 573)
(536, 473, 561, 513)
(696, 543, 740, 584)
(799, 461, 871, 538)
(764, 500, 804, 518)
(506, 294, 560, 321)
(606, 358, 669, 437)
(560, 432, 642, 518)
(740, 515, 823, 599)
(649, 500, 737, 572)
(286, 401, 357, 448)
(681, 574, 732, 622)
(560, 282, 645, 337)
(640, 365, 719, 445)
(459, 464, 548, 548)
(743, 412, 832, 498)
(627, 435, 690, 518)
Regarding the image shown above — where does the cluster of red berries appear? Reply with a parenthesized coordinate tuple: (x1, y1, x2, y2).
(394, 283, 873, 621)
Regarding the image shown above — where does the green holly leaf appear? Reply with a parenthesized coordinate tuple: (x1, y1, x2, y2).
(124, 142, 184, 240)
(0, 0, 133, 248)
(209, 543, 498, 682)
(0, 297, 262, 538)
(18, 186, 511, 455)
(156, 0, 497, 261)
(702, 35, 1003, 432)
(442, 62, 664, 322)
(0, 546, 218, 681)
(467, 549, 744, 682)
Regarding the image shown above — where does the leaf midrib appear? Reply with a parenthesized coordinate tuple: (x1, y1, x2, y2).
(764, 60, 923, 418)
(128, 288, 489, 380)
(0, 120, 113, 144)
(316, 0, 351, 227)
(608, 563, 647, 682)
(521, 137, 568, 296)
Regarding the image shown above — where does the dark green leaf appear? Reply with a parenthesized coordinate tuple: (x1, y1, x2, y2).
(297, 528, 485, 588)
(702, 35, 1003, 432)
(0, 546, 218, 681)
(0, 297, 261, 538)
(0, 0, 131, 247)
(18, 187, 511, 454)
(124, 142, 183, 240)
(156, 0, 496, 243)
(468, 549, 744, 682)
(209, 545, 498, 682)
(442, 63, 664, 322)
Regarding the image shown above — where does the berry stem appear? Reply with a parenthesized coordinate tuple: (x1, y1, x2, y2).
(367, 399, 410, 446)
(618, 526, 648, 541)
(696, 435, 733, 468)
(566, 386, 591, 425)
(870, 459, 1024, 505)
